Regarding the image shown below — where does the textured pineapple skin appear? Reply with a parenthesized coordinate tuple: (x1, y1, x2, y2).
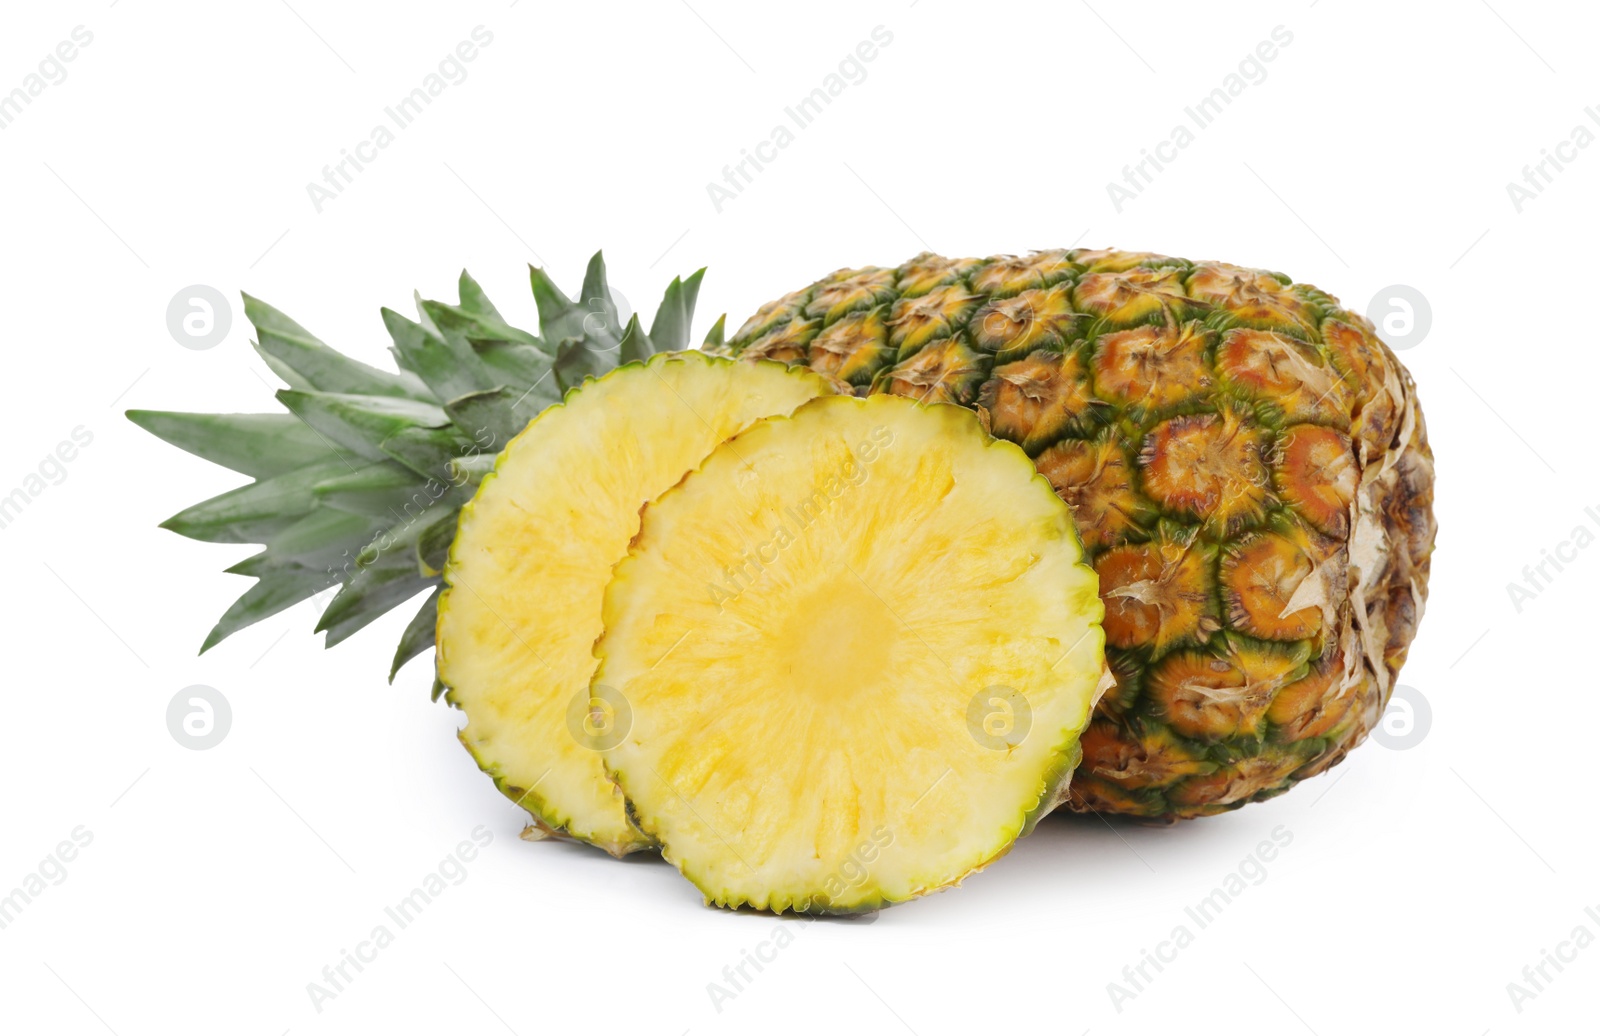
(722, 249, 1435, 820)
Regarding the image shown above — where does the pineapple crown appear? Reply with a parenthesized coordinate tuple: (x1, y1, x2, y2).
(130, 253, 722, 694)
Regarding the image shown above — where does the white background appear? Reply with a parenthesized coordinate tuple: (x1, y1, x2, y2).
(1, 1, 1596, 1033)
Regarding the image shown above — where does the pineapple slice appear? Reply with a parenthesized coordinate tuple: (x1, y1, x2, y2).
(438, 353, 831, 856)
(596, 394, 1105, 911)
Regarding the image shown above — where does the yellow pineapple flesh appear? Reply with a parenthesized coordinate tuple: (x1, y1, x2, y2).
(595, 395, 1106, 910)
(437, 353, 831, 854)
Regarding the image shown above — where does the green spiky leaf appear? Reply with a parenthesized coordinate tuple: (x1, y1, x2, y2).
(265, 508, 381, 569)
(391, 587, 442, 681)
(134, 254, 711, 678)
(277, 390, 452, 462)
(312, 462, 425, 518)
(528, 264, 580, 340)
(316, 509, 446, 647)
(202, 563, 339, 653)
(703, 313, 727, 350)
(126, 411, 330, 479)
(382, 308, 492, 405)
(160, 458, 353, 544)
(425, 297, 543, 351)
(456, 271, 503, 322)
(320, 572, 436, 648)
(577, 252, 623, 345)
(617, 314, 653, 365)
(444, 388, 528, 453)
(416, 511, 457, 578)
(447, 453, 496, 486)
(379, 424, 483, 482)
(648, 269, 706, 354)
(552, 334, 621, 387)
(245, 294, 429, 400)
(475, 345, 559, 408)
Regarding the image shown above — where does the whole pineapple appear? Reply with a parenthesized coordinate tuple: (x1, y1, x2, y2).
(718, 248, 1435, 820)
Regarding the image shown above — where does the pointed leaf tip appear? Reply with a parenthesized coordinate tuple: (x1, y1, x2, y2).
(456, 269, 506, 320)
(389, 587, 441, 681)
(648, 266, 707, 354)
(127, 409, 333, 479)
(703, 313, 727, 350)
(578, 252, 620, 339)
(618, 313, 653, 364)
(528, 264, 576, 336)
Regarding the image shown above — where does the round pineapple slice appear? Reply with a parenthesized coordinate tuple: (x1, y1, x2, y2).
(438, 352, 832, 856)
(595, 394, 1105, 911)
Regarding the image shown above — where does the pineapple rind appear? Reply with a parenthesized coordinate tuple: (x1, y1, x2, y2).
(727, 249, 1436, 821)
(597, 394, 1105, 911)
